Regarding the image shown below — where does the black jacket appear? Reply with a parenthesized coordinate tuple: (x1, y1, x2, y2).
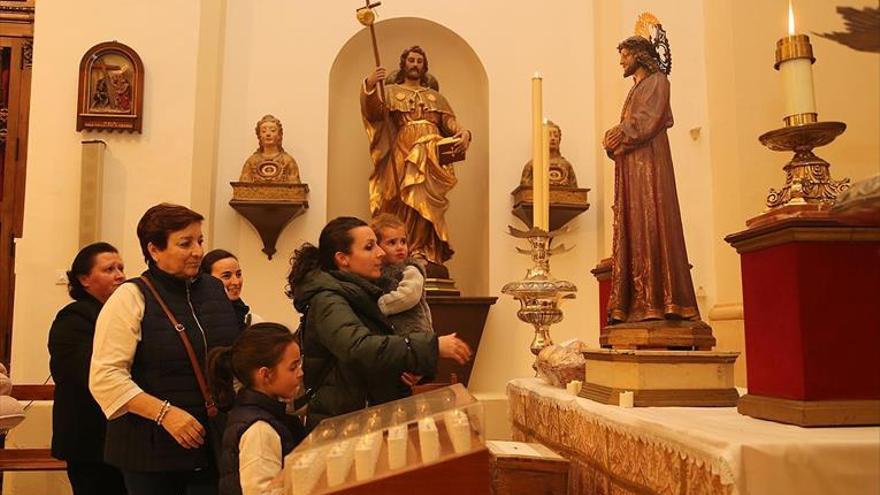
(292, 269, 438, 431)
(48, 296, 107, 462)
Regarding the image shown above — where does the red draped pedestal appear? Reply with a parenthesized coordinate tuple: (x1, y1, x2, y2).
(725, 209, 880, 426)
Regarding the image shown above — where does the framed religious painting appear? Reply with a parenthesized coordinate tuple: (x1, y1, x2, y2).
(76, 41, 144, 133)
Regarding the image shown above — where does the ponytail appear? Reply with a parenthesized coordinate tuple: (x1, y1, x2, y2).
(207, 346, 236, 410)
(208, 323, 298, 408)
(285, 243, 321, 298)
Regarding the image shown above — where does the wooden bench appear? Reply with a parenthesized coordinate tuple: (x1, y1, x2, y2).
(0, 384, 66, 472)
(0, 449, 64, 471)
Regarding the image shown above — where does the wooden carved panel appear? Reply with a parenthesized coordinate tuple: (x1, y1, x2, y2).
(76, 41, 144, 133)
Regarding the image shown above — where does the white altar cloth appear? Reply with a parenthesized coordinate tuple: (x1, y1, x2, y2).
(507, 377, 879, 495)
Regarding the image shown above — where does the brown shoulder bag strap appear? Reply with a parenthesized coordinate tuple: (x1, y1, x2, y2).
(140, 275, 219, 418)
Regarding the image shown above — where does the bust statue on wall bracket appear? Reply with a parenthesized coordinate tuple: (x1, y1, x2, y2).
(239, 114, 301, 183)
(230, 114, 309, 259)
(511, 120, 590, 232)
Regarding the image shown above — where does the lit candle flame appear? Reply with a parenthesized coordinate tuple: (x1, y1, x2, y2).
(788, 0, 796, 35)
(533, 71, 542, 79)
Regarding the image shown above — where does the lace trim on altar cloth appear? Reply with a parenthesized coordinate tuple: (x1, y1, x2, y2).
(507, 380, 738, 495)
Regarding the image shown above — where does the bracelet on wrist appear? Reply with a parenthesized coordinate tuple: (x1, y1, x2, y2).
(155, 400, 171, 425)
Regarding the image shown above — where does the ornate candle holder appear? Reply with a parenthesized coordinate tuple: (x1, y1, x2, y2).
(761, 33, 849, 210)
(501, 226, 576, 358)
(760, 122, 850, 208)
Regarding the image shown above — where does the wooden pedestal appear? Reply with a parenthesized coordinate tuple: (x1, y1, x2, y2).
(579, 349, 740, 407)
(725, 210, 880, 426)
(600, 319, 717, 350)
(229, 198, 308, 259)
(426, 296, 497, 387)
(487, 441, 568, 495)
(511, 185, 590, 232)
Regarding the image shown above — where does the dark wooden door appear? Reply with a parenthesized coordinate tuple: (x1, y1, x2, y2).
(0, 2, 34, 367)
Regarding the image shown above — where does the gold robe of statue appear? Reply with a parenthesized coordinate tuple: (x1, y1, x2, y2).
(361, 82, 465, 265)
(606, 71, 699, 324)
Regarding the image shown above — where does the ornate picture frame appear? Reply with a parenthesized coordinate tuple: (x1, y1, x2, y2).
(76, 41, 144, 133)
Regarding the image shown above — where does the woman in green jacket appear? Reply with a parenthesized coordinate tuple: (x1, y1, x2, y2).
(286, 216, 471, 431)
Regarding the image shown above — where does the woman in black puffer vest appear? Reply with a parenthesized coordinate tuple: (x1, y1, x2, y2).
(90, 203, 243, 495)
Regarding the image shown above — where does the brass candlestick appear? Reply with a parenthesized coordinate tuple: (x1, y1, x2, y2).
(502, 226, 576, 358)
(761, 33, 850, 209)
(760, 122, 850, 208)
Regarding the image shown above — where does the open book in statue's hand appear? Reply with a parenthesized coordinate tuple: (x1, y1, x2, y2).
(438, 136, 466, 165)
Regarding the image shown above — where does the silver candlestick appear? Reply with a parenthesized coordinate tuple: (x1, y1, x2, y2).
(502, 226, 577, 358)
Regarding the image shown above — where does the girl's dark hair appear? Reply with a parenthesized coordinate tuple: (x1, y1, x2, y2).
(136, 203, 204, 264)
(67, 242, 119, 300)
(285, 216, 368, 297)
(207, 322, 297, 410)
(200, 249, 237, 274)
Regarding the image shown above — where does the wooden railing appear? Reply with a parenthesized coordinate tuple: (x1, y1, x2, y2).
(0, 384, 65, 472)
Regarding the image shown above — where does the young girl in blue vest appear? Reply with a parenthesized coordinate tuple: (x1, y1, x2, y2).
(208, 323, 306, 495)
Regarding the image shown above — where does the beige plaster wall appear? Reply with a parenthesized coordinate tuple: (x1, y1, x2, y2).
(593, 0, 879, 387)
(9, 2, 224, 491)
(8, 6, 878, 489)
(703, 0, 880, 386)
(208, 1, 601, 392)
(13, 0, 217, 380)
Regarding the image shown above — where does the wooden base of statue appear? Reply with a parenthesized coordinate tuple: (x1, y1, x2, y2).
(590, 258, 612, 334)
(725, 205, 880, 426)
(426, 296, 497, 387)
(585, 260, 736, 406)
(511, 185, 590, 232)
(329, 446, 490, 495)
(230, 181, 309, 260)
(600, 319, 716, 350)
(579, 349, 739, 407)
(423, 261, 460, 296)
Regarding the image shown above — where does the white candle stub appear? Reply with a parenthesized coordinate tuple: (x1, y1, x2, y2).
(289, 451, 322, 495)
(354, 432, 381, 481)
(418, 417, 440, 463)
(386, 424, 408, 470)
(619, 391, 634, 408)
(325, 440, 354, 487)
(444, 409, 472, 453)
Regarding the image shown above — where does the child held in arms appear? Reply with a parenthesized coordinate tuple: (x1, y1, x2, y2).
(371, 214, 452, 395)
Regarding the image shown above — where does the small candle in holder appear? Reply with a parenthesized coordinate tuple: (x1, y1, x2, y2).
(775, 0, 817, 126)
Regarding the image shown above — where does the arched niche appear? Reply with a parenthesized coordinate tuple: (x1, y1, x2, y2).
(327, 17, 489, 296)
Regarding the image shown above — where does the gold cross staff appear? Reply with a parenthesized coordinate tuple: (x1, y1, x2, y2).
(356, 1, 385, 101)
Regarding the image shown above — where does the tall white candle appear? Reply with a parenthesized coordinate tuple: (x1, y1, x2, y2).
(531, 73, 545, 229)
(776, 1, 817, 124)
(780, 57, 816, 118)
(540, 120, 551, 230)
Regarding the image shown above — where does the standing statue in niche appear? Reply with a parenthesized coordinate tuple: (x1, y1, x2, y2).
(239, 114, 302, 184)
(602, 35, 700, 325)
(520, 120, 579, 188)
(360, 45, 472, 267)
